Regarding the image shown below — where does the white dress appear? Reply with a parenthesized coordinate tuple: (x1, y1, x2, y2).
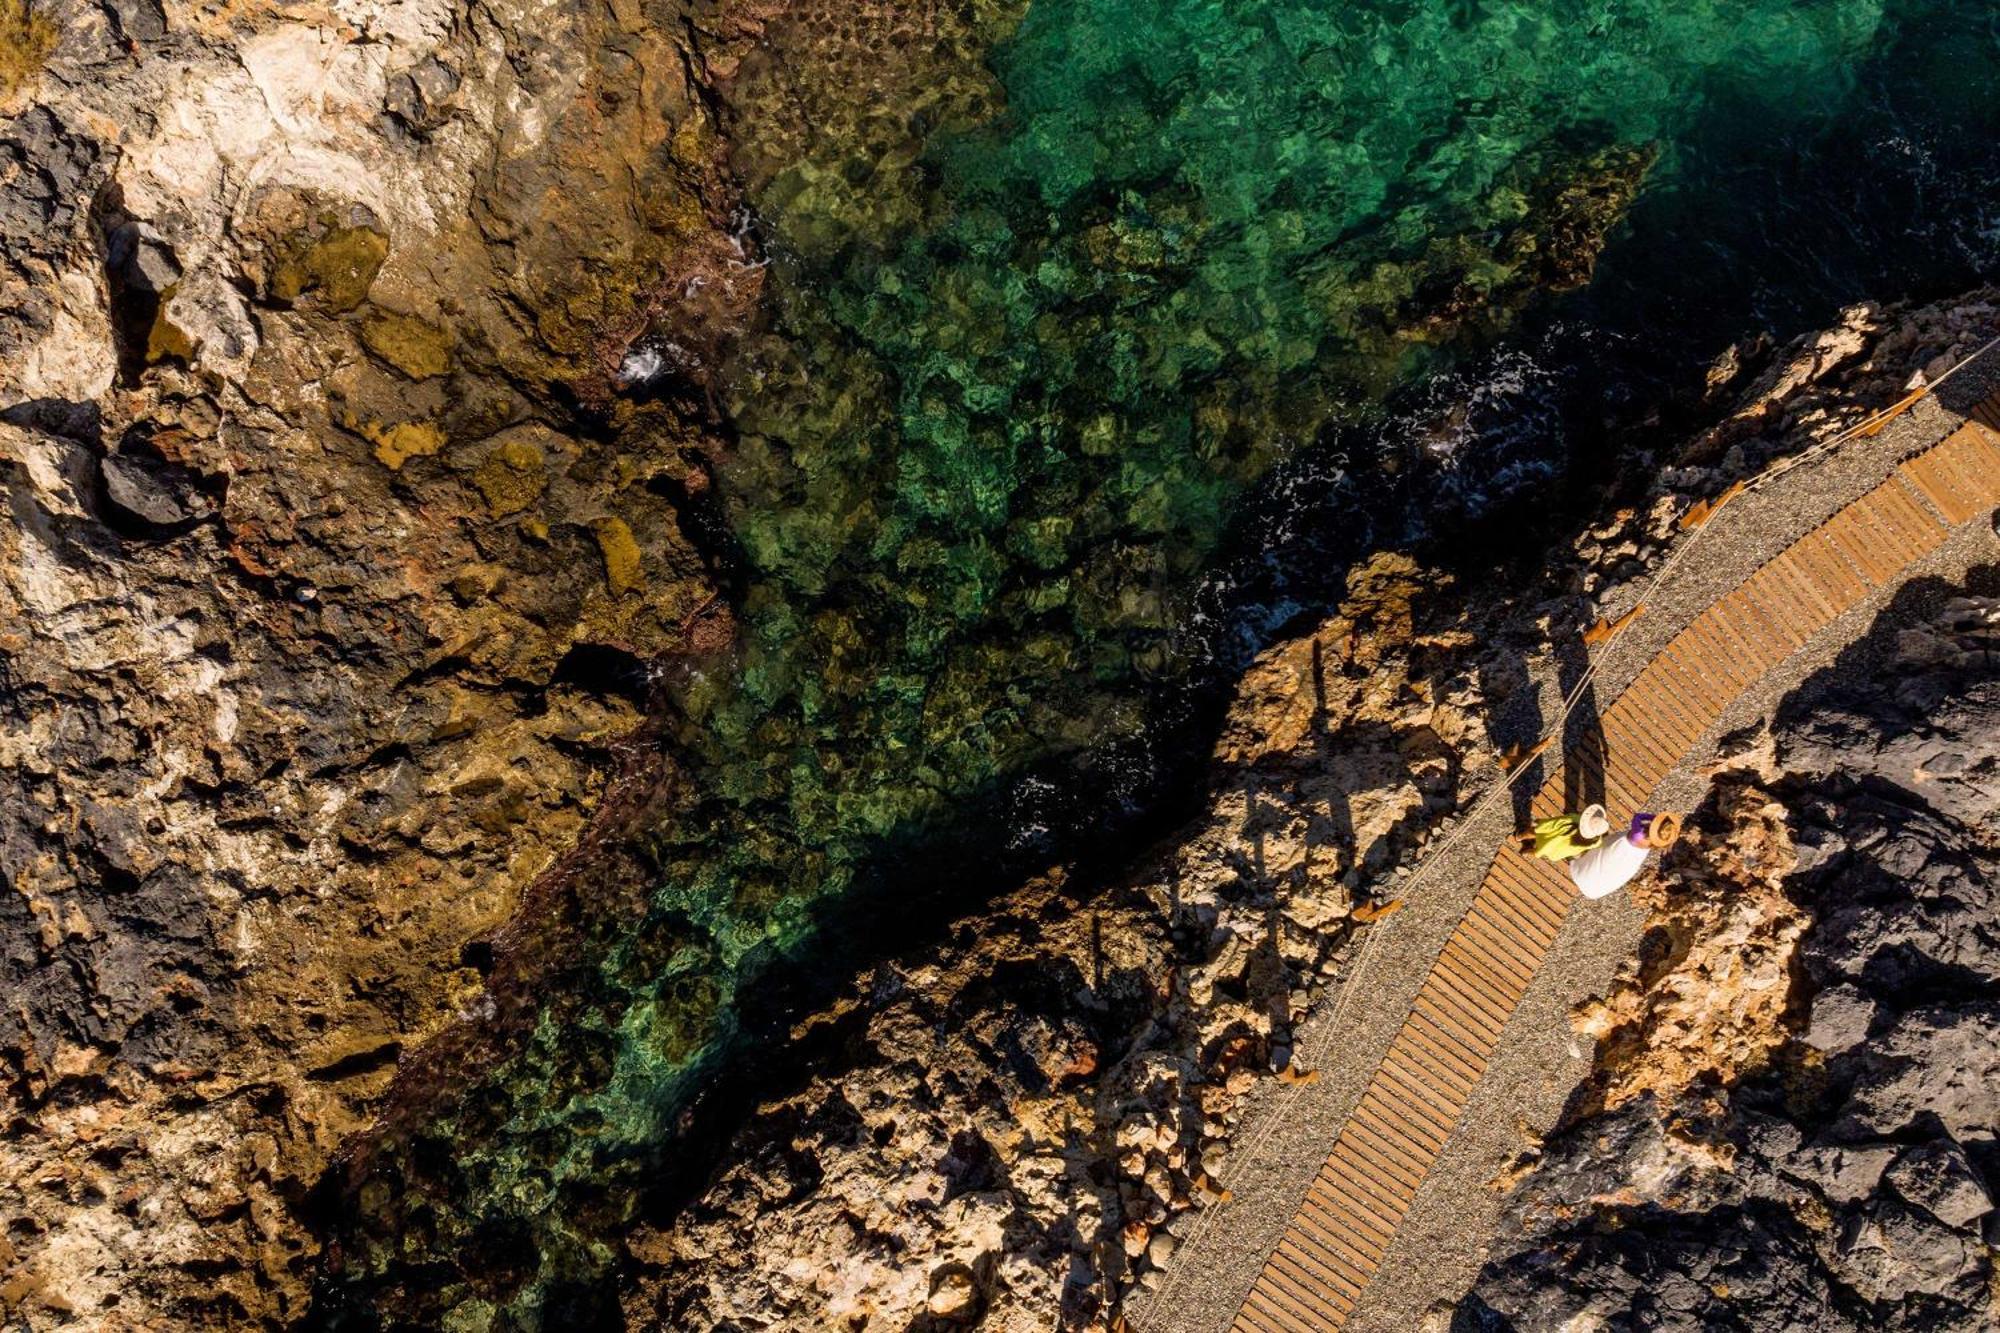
(1569, 833, 1650, 900)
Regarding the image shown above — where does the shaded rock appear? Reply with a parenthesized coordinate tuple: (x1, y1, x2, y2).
(1883, 1141, 1992, 1230)
(98, 448, 209, 530)
(102, 0, 165, 43)
(927, 1264, 980, 1322)
(104, 221, 180, 294)
(1784, 1143, 1896, 1206)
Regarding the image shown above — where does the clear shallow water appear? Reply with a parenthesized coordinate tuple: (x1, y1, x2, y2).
(320, 0, 2000, 1321)
(684, 0, 1884, 956)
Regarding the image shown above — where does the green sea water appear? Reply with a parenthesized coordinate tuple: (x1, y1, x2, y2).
(682, 0, 1880, 947)
(320, 0, 2000, 1321)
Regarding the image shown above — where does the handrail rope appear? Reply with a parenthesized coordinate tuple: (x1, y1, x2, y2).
(1141, 329, 2000, 1324)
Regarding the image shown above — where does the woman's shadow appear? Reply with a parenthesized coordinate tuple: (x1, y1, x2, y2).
(1483, 614, 1606, 835)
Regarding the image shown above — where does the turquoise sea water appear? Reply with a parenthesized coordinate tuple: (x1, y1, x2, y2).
(686, 0, 1884, 948)
(319, 0, 2000, 1322)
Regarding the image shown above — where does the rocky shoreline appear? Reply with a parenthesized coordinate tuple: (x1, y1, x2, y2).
(587, 296, 2000, 1332)
(4, 0, 2000, 1327)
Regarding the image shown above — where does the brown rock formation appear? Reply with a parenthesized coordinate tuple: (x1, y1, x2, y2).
(0, 1, 747, 1324)
(622, 552, 1495, 1332)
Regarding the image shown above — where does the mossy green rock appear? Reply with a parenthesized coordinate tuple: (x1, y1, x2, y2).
(361, 310, 454, 379)
(271, 224, 389, 312)
(472, 439, 546, 516)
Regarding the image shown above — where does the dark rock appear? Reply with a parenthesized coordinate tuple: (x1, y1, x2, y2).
(1836, 1003, 2000, 1143)
(105, 221, 181, 294)
(1461, 588, 2000, 1332)
(1835, 1198, 1985, 1301)
(1884, 1141, 1992, 1230)
(1783, 1142, 1895, 1205)
(385, 56, 461, 135)
(0, 107, 98, 243)
(98, 449, 209, 529)
(1803, 980, 1876, 1053)
(103, 0, 168, 43)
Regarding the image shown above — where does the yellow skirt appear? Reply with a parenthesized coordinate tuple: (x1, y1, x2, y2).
(1529, 814, 1604, 862)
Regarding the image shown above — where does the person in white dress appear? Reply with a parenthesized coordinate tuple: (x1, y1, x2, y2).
(1569, 811, 1680, 899)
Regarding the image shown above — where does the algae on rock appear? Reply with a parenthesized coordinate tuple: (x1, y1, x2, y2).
(0, 0, 55, 104)
(269, 221, 390, 313)
(360, 309, 454, 379)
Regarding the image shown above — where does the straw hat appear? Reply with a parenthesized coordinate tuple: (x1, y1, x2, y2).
(1578, 804, 1610, 841)
(1641, 811, 1683, 849)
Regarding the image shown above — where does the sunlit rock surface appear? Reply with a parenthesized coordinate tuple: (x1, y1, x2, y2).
(0, 0, 736, 1323)
(1460, 590, 2000, 1332)
(6, 0, 2000, 1325)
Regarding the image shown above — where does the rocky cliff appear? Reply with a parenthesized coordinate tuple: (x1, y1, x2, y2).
(4, 0, 2000, 1326)
(1457, 580, 2000, 1332)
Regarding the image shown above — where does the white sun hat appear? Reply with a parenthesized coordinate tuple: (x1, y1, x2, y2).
(1578, 803, 1611, 841)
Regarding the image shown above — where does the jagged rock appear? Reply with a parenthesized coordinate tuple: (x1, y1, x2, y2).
(1883, 1141, 1992, 1230)
(0, 0, 739, 1323)
(1784, 1143, 1896, 1206)
(104, 221, 179, 294)
(102, 0, 165, 43)
(1836, 1199, 1985, 1302)
(1837, 1004, 2000, 1143)
(97, 448, 208, 529)
(927, 1265, 980, 1321)
(1803, 981, 1876, 1054)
